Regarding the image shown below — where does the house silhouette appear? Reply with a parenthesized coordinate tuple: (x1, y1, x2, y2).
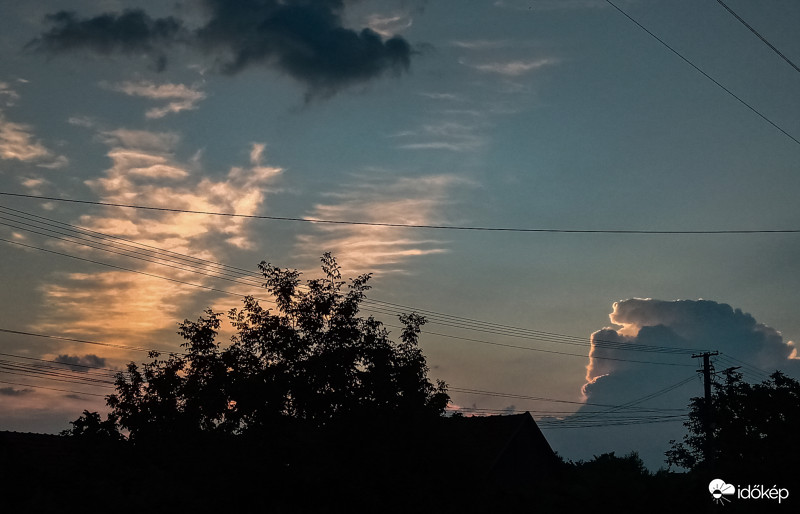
(436, 411, 558, 486)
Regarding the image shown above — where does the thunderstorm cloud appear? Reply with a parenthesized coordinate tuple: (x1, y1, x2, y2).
(548, 298, 799, 469)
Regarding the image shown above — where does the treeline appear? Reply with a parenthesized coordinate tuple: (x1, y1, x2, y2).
(4, 254, 798, 511)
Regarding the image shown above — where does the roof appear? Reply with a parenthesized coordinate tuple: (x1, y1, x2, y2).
(433, 412, 559, 484)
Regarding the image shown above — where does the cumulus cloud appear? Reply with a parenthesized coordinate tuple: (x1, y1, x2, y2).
(110, 80, 206, 119)
(549, 298, 800, 469)
(584, 299, 796, 390)
(30, 1, 416, 98)
(53, 354, 107, 372)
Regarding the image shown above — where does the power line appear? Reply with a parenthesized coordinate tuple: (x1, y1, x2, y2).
(604, 0, 800, 147)
(450, 376, 695, 428)
(0, 378, 108, 398)
(0, 328, 166, 354)
(0, 208, 698, 357)
(417, 327, 696, 367)
(716, 353, 773, 382)
(565, 375, 697, 425)
(714, 0, 800, 74)
(0, 352, 120, 376)
(0, 206, 266, 286)
(0, 237, 269, 304)
(448, 386, 686, 412)
(0, 205, 705, 359)
(3, 192, 800, 233)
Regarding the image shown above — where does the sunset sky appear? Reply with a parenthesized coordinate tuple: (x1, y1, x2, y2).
(1, 0, 799, 469)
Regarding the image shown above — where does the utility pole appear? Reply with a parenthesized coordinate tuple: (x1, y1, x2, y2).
(692, 351, 719, 468)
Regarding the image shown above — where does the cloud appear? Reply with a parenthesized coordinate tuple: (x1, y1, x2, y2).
(0, 111, 68, 168)
(67, 116, 96, 128)
(110, 80, 206, 119)
(469, 58, 556, 76)
(0, 387, 33, 396)
(33, 131, 281, 350)
(53, 354, 107, 372)
(197, 0, 413, 98)
(31, 1, 416, 98)
(365, 13, 413, 37)
(584, 299, 797, 399)
(548, 298, 800, 469)
(295, 173, 467, 274)
(0, 82, 21, 107)
(29, 9, 184, 71)
(418, 92, 464, 101)
(451, 40, 511, 50)
(394, 121, 487, 152)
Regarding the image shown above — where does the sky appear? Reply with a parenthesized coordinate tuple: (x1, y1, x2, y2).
(0, 0, 799, 470)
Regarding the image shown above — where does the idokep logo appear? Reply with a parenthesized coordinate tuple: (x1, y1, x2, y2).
(709, 478, 790, 506)
(709, 479, 736, 505)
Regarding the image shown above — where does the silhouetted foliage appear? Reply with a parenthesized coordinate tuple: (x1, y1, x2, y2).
(666, 369, 800, 479)
(60, 409, 123, 442)
(98, 253, 448, 441)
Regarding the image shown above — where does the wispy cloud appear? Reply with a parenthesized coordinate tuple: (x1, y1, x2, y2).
(394, 121, 487, 152)
(67, 115, 96, 128)
(109, 80, 206, 119)
(418, 92, 465, 102)
(295, 173, 468, 275)
(366, 13, 413, 37)
(0, 82, 68, 168)
(469, 58, 556, 76)
(451, 40, 511, 50)
(0, 82, 21, 107)
(33, 130, 282, 350)
(0, 112, 68, 168)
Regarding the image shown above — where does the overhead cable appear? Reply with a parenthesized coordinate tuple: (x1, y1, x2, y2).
(604, 0, 800, 147)
(714, 0, 800, 74)
(2, 192, 799, 233)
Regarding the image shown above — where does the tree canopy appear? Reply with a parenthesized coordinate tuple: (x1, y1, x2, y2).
(666, 369, 800, 479)
(67, 253, 449, 441)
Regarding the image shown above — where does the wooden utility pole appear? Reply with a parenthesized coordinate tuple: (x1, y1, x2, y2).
(692, 351, 719, 467)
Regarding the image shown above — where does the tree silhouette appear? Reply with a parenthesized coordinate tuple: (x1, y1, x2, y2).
(666, 369, 800, 480)
(60, 409, 123, 441)
(95, 253, 448, 441)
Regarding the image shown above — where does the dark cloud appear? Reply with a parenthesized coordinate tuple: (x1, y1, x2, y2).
(0, 386, 32, 396)
(548, 299, 800, 469)
(54, 354, 107, 373)
(198, 0, 412, 97)
(29, 1, 415, 97)
(29, 9, 185, 71)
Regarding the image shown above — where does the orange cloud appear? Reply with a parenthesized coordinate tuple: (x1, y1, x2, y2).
(33, 131, 281, 361)
(295, 173, 467, 275)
